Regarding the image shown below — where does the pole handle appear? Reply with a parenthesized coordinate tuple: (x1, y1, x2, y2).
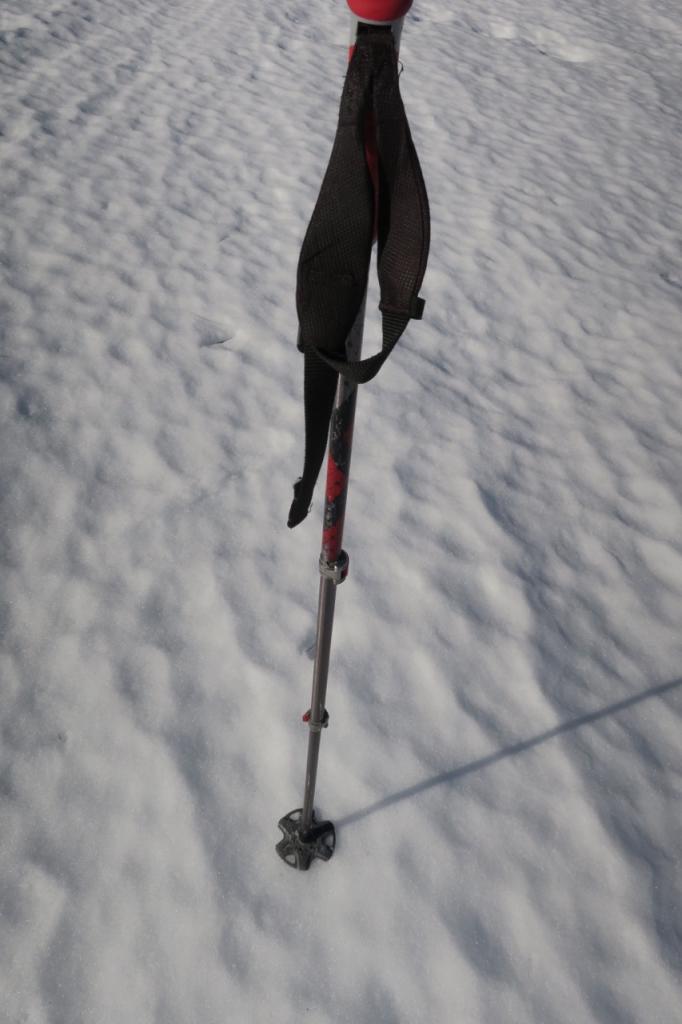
(347, 0, 413, 21)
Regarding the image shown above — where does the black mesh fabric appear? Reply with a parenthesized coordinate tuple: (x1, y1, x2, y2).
(288, 28, 430, 529)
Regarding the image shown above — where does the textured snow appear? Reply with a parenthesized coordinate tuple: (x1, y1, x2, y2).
(1, 0, 681, 1021)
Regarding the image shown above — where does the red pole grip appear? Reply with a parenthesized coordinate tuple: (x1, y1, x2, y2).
(347, 0, 413, 20)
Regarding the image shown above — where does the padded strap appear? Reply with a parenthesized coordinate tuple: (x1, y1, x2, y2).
(289, 29, 429, 527)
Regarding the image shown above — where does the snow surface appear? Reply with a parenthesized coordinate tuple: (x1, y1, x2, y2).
(1, 0, 682, 1021)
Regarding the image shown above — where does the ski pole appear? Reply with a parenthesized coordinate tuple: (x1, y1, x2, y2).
(277, 1, 413, 871)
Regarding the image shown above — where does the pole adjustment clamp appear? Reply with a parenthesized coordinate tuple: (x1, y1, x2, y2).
(319, 550, 349, 584)
(303, 708, 329, 732)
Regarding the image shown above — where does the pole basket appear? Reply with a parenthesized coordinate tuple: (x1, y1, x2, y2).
(276, 809, 336, 870)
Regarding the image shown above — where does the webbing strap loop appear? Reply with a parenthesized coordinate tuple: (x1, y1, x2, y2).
(288, 28, 429, 528)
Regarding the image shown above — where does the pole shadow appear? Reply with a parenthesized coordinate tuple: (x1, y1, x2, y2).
(337, 676, 682, 829)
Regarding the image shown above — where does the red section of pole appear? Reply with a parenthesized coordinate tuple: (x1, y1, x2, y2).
(319, 300, 366, 565)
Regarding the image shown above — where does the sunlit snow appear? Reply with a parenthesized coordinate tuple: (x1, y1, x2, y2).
(1, 1, 681, 1021)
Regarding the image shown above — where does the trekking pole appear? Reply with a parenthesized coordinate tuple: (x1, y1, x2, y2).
(277, 0, 425, 870)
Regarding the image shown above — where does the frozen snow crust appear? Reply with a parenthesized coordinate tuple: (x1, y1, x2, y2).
(1, 1, 681, 1022)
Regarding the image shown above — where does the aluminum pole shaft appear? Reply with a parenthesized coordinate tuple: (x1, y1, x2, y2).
(299, 295, 365, 832)
(301, 576, 338, 829)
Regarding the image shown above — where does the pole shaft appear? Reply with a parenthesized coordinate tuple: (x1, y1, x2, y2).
(321, 298, 366, 563)
(296, 11, 406, 837)
(301, 576, 337, 829)
(300, 297, 365, 832)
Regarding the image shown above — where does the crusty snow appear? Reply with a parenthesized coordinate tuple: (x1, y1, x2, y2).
(1, 1, 681, 1021)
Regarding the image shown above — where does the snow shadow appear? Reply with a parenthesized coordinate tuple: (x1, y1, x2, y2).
(337, 676, 682, 828)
